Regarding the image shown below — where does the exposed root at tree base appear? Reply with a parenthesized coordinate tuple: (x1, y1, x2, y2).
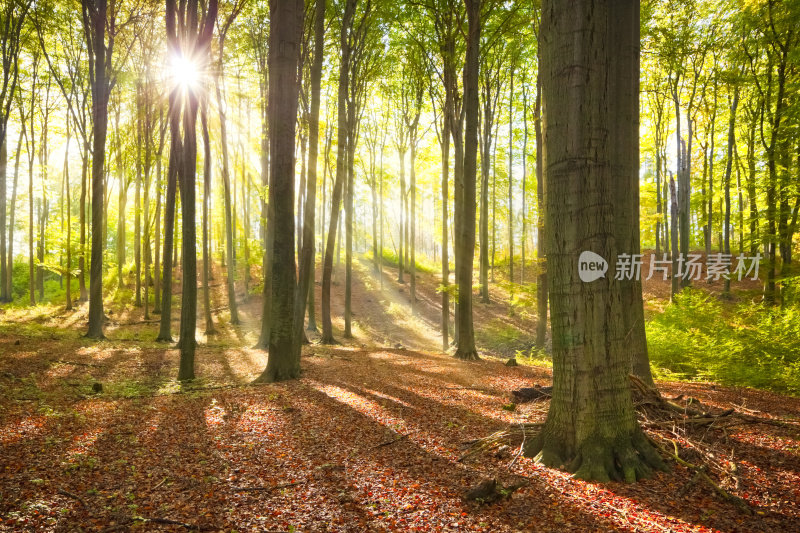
(524, 429, 668, 483)
(454, 349, 480, 361)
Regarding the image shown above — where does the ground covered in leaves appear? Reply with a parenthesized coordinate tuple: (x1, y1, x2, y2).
(1, 261, 799, 532)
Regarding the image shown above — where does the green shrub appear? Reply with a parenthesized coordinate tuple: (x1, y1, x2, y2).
(646, 288, 800, 394)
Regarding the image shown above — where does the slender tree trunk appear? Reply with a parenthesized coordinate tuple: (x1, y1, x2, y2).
(521, 77, 528, 284)
(0, 137, 6, 302)
(215, 71, 240, 325)
(157, 88, 181, 342)
(201, 99, 215, 334)
(153, 119, 164, 314)
(397, 148, 406, 282)
(534, 78, 547, 349)
(454, 0, 480, 361)
(321, 0, 356, 344)
(723, 88, 739, 296)
(6, 126, 23, 300)
(670, 174, 680, 299)
(64, 116, 72, 310)
(27, 81, 35, 307)
(79, 142, 87, 301)
(135, 93, 143, 307)
(255, 0, 303, 383)
(507, 68, 514, 285)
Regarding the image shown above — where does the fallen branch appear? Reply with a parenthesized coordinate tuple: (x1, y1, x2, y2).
(652, 438, 753, 515)
(132, 515, 212, 530)
(58, 488, 88, 509)
(371, 433, 409, 449)
(231, 481, 304, 492)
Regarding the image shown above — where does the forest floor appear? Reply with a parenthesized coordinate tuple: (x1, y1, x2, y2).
(0, 257, 799, 532)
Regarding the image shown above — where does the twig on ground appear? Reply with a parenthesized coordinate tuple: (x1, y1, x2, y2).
(231, 481, 304, 492)
(58, 488, 88, 509)
(371, 433, 409, 449)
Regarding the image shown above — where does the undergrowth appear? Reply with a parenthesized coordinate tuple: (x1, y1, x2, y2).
(646, 288, 800, 394)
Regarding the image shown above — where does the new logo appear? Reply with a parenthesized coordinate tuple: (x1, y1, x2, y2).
(578, 251, 608, 283)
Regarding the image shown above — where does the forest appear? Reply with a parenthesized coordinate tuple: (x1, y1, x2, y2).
(1, 0, 799, 531)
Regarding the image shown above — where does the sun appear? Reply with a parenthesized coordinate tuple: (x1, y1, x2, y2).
(167, 53, 201, 91)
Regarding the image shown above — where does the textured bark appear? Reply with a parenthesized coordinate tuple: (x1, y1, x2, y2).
(608, 4, 653, 387)
(454, 0, 480, 361)
(255, 0, 303, 383)
(525, 0, 665, 483)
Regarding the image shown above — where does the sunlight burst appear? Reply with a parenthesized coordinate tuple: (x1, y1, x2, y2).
(167, 53, 201, 91)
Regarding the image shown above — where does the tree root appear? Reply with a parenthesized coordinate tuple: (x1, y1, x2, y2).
(454, 349, 480, 361)
(525, 429, 668, 483)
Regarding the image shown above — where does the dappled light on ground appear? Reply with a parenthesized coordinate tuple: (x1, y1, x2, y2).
(1, 261, 798, 531)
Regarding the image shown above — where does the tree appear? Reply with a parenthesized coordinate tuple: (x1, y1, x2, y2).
(525, 0, 665, 482)
(321, 0, 357, 344)
(293, 0, 326, 354)
(81, 0, 117, 339)
(164, 0, 218, 379)
(0, 0, 32, 303)
(453, 0, 480, 360)
(254, 0, 303, 383)
(214, 0, 248, 327)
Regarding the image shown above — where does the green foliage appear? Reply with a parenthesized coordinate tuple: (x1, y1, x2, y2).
(363, 248, 435, 274)
(647, 289, 800, 394)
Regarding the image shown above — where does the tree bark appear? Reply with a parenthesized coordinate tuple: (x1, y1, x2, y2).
(255, 0, 303, 383)
(525, 0, 665, 482)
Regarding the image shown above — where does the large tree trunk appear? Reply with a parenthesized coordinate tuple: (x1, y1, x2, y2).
(454, 0, 480, 361)
(255, 0, 303, 383)
(320, 0, 356, 344)
(525, 0, 665, 483)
